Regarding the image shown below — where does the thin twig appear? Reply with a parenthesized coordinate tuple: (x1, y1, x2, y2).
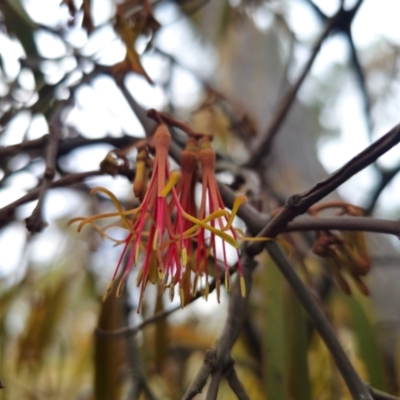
(225, 366, 251, 400)
(25, 122, 60, 232)
(0, 133, 142, 168)
(96, 265, 237, 339)
(0, 134, 49, 157)
(182, 255, 257, 400)
(284, 216, 400, 237)
(0, 170, 104, 228)
(365, 163, 400, 215)
(115, 75, 157, 136)
(247, 16, 332, 167)
(96, 303, 181, 339)
(248, 0, 365, 167)
(264, 241, 373, 400)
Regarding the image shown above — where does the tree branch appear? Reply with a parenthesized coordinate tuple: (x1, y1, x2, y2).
(284, 216, 400, 237)
(370, 386, 400, 400)
(25, 120, 60, 232)
(182, 255, 257, 400)
(247, 15, 333, 167)
(224, 365, 251, 400)
(365, 163, 400, 215)
(248, 0, 367, 168)
(0, 170, 104, 228)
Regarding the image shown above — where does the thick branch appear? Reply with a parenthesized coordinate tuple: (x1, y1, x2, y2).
(182, 255, 257, 400)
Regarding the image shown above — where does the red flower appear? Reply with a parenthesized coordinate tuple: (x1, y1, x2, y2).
(192, 135, 245, 300)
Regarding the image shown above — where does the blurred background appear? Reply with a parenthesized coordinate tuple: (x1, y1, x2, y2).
(1, 0, 400, 399)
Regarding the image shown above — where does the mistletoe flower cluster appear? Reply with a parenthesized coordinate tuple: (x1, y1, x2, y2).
(71, 110, 246, 311)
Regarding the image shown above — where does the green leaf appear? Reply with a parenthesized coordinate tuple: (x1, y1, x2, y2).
(344, 293, 387, 391)
(287, 289, 311, 400)
(262, 254, 288, 400)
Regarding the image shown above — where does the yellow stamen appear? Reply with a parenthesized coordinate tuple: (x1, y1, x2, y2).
(149, 253, 158, 284)
(103, 280, 114, 301)
(234, 227, 293, 257)
(90, 186, 137, 230)
(223, 195, 247, 231)
(182, 210, 239, 249)
(240, 276, 246, 297)
(153, 230, 159, 250)
(225, 271, 230, 291)
(160, 170, 182, 197)
(135, 245, 140, 265)
(183, 210, 229, 236)
(181, 248, 187, 267)
(116, 276, 127, 297)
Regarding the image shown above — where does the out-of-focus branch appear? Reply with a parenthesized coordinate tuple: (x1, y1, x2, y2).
(247, 16, 332, 168)
(305, 0, 372, 136)
(0, 134, 141, 163)
(224, 365, 251, 400)
(264, 241, 373, 400)
(25, 114, 61, 232)
(370, 386, 400, 400)
(115, 75, 157, 136)
(0, 135, 49, 157)
(182, 255, 257, 400)
(0, 170, 104, 228)
(248, 0, 366, 168)
(365, 163, 400, 215)
(348, 31, 373, 135)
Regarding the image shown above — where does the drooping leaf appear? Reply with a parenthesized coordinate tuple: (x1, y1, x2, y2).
(262, 254, 288, 400)
(17, 272, 70, 370)
(343, 292, 387, 391)
(287, 288, 311, 400)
